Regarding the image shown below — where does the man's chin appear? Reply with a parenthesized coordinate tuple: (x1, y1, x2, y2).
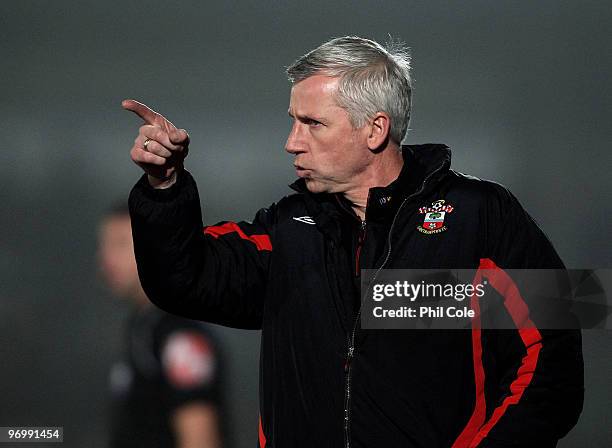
(304, 179, 326, 194)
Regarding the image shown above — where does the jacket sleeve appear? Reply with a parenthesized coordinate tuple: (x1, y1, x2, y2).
(472, 183, 584, 447)
(128, 170, 274, 329)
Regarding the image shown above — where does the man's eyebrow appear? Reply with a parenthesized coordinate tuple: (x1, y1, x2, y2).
(287, 110, 325, 122)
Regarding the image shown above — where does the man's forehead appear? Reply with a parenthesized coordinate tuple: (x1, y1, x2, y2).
(292, 74, 339, 97)
(289, 75, 340, 112)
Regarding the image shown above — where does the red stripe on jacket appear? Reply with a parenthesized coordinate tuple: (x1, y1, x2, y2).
(258, 415, 266, 448)
(451, 267, 487, 447)
(204, 222, 272, 251)
(452, 258, 543, 447)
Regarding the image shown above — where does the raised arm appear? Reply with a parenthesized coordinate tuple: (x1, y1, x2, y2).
(124, 100, 273, 329)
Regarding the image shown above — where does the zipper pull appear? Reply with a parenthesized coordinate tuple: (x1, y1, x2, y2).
(344, 346, 355, 373)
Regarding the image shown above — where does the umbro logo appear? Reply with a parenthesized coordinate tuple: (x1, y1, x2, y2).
(292, 216, 316, 225)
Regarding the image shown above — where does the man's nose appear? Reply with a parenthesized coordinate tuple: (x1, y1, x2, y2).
(285, 122, 305, 155)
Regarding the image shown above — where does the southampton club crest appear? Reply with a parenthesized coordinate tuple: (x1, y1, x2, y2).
(417, 199, 454, 234)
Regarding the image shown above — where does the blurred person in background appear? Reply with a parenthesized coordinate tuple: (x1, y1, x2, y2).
(98, 204, 225, 448)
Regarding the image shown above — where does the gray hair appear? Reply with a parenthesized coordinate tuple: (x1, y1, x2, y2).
(286, 36, 412, 144)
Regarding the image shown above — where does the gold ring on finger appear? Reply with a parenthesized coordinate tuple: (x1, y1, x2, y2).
(143, 138, 152, 150)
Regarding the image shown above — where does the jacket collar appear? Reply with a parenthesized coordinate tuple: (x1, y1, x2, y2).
(289, 144, 452, 239)
(289, 144, 451, 196)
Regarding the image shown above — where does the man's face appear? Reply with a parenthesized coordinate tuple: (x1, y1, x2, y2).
(286, 75, 372, 194)
(98, 215, 140, 299)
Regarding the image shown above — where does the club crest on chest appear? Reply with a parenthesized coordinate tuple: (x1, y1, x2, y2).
(417, 199, 454, 234)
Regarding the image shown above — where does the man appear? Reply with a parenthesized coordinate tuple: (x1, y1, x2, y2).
(98, 204, 224, 448)
(124, 36, 583, 447)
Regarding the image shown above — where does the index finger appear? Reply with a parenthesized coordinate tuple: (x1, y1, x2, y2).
(121, 99, 160, 124)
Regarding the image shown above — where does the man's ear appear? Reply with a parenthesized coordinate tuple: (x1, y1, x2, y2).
(367, 112, 391, 151)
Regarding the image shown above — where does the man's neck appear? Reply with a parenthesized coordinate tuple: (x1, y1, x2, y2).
(344, 146, 404, 220)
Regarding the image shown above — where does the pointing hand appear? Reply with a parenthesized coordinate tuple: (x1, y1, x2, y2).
(122, 99, 190, 188)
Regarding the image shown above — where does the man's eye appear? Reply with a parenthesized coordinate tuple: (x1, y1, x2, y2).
(307, 119, 322, 127)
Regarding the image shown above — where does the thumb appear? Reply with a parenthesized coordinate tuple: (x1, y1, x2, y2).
(170, 129, 189, 145)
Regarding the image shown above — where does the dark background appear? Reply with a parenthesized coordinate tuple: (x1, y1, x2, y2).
(0, 1, 610, 446)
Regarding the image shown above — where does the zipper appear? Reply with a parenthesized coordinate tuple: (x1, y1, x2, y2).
(344, 217, 365, 444)
(343, 345, 355, 444)
(342, 164, 447, 448)
(354, 219, 367, 276)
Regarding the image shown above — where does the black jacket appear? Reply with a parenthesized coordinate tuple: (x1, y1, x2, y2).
(129, 144, 583, 448)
